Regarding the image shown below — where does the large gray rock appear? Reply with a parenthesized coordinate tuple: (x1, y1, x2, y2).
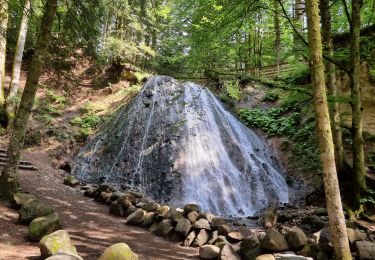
(356, 241, 375, 260)
(193, 229, 209, 247)
(193, 219, 211, 230)
(219, 244, 241, 260)
(260, 229, 289, 252)
(99, 243, 138, 260)
(45, 254, 83, 260)
(126, 209, 145, 225)
(19, 199, 54, 224)
(183, 231, 196, 247)
(285, 226, 308, 250)
(40, 230, 78, 259)
(199, 245, 220, 259)
(28, 213, 62, 242)
(175, 218, 192, 237)
(149, 219, 174, 237)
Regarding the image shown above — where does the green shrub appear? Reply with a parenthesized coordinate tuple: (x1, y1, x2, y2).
(70, 114, 100, 129)
(262, 91, 280, 102)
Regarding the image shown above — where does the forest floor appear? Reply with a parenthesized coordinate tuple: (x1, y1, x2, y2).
(0, 148, 199, 260)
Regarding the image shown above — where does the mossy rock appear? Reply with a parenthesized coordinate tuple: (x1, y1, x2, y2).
(28, 213, 62, 242)
(45, 254, 83, 260)
(11, 192, 36, 209)
(99, 243, 139, 260)
(19, 199, 54, 224)
(63, 176, 79, 187)
(40, 230, 78, 259)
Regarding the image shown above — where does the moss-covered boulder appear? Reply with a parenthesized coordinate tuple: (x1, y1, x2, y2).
(40, 230, 78, 259)
(11, 192, 36, 209)
(28, 213, 62, 242)
(45, 254, 83, 260)
(63, 176, 79, 187)
(19, 199, 54, 224)
(99, 243, 139, 260)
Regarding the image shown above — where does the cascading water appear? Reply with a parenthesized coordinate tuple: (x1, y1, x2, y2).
(74, 76, 289, 217)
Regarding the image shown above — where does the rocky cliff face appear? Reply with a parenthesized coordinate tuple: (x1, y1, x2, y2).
(74, 76, 289, 216)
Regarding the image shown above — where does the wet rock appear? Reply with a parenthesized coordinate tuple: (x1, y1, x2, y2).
(99, 243, 138, 260)
(40, 230, 78, 259)
(199, 245, 220, 259)
(285, 226, 308, 250)
(183, 231, 196, 247)
(109, 202, 124, 217)
(184, 204, 200, 214)
(126, 209, 146, 225)
(187, 211, 199, 224)
(28, 213, 62, 242)
(240, 234, 260, 255)
(117, 198, 133, 209)
(19, 199, 54, 224)
(256, 255, 275, 260)
(216, 224, 232, 236)
(149, 219, 174, 237)
(193, 229, 209, 247)
(63, 176, 79, 188)
(11, 192, 36, 209)
(45, 254, 83, 260)
(141, 212, 155, 228)
(219, 244, 241, 260)
(260, 229, 289, 252)
(193, 219, 211, 230)
(175, 219, 192, 237)
(356, 241, 375, 260)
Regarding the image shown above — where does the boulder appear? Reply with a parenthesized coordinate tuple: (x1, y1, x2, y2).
(199, 245, 220, 259)
(228, 231, 245, 242)
(63, 176, 79, 188)
(219, 244, 241, 260)
(141, 212, 155, 228)
(183, 231, 196, 247)
(244, 247, 262, 260)
(124, 206, 138, 218)
(109, 202, 124, 217)
(136, 202, 147, 208)
(356, 241, 375, 260)
(240, 234, 260, 255)
(127, 209, 146, 225)
(216, 224, 232, 236)
(149, 219, 174, 237)
(28, 213, 62, 242)
(117, 198, 133, 209)
(100, 192, 112, 203)
(208, 230, 219, 245)
(11, 192, 36, 209)
(256, 255, 275, 260)
(199, 212, 215, 224)
(187, 211, 199, 224)
(45, 254, 83, 260)
(285, 226, 308, 250)
(122, 193, 137, 204)
(99, 243, 138, 260)
(193, 219, 211, 230)
(193, 229, 209, 247)
(40, 230, 78, 259)
(19, 199, 54, 224)
(143, 202, 160, 212)
(347, 228, 367, 246)
(184, 204, 200, 214)
(175, 219, 192, 237)
(110, 191, 123, 201)
(213, 236, 230, 248)
(260, 229, 289, 252)
(128, 190, 143, 198)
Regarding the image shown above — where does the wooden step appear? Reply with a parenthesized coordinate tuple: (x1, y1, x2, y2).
(0, 157, 33, 166)
(0, 162, 38, 171)
(0, 148, 37, 171)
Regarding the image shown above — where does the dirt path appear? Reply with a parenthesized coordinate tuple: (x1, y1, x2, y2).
(0, 149, 199, 260)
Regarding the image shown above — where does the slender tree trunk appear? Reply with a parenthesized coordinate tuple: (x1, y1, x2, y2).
(0, 0, 58, 199)
(0, 0, 9, 124)
(320, 0, 344, 172)
(305, 0, 352, 259)
(294, 0, 304, 51)
(350, 0, 366, 209)
(274, 0, 281, 77)
(6, 0, 32, 126)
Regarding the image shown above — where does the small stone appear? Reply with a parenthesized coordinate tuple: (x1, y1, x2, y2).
(175, 219, 192, 237)
(109, 202, 124, 217)
(356, 241, 375, 260)
(99, 243, 138, 260)
(19, 199, 54, 224)
(184, 204, 200, 214)
(286, 226, 308, 250)
(40, 230, 78, 259)
(183, 231, 196, 247)
(63, 176, 79, 188)
(193, 219, 211, 230)
(256, 254, 275, 260)
(192, 229, 209, 247)
(199, 245, 220, 259)
(187, 211, 199, 223)
(126, 209, 145, 225)
(219, 244, 241, 260)
(149, 219, 174, 237)
(28, 213, 62, 242)
(260, 228, 289, 252)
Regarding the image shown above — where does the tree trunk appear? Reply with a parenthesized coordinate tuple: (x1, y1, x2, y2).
(0, 0, 58, 199)
(305, 0, 352, 259)
(320, 0, 344, 172)
(350, 0, 366, 209)
(293, 0, 304, 51)
(0, 0, 9, 124)
(274, 0, 281, 77)
(6, 0, 32, 126)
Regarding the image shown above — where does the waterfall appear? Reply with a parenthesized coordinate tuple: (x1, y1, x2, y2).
(74, 76, 289, 217)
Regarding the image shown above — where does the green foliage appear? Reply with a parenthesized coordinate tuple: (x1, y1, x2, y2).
(222, 80, 240, 101)
(262, 90, 280, 102)
(359, 189, 375, 208)
(281, 64, 310, 85)
(70, 114, 101, 129)
(34, 90, 67, 125)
